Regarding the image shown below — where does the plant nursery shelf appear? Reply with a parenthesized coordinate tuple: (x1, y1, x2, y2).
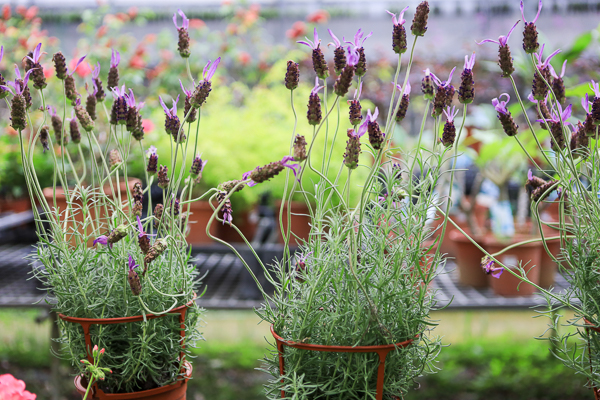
(0, 244, 572, 310)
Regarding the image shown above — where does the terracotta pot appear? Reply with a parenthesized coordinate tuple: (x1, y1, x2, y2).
(484, 236, 542, 297)
(449, 229, 488, 287)
(216, 207, 259, 243)
(276, 201, 312, 246)
(271, 325, 415, 400)
(42, 179, 140, 247)
(74, 361, 192, 400)
(0, 197, 32, 213)
(62, 295, 196, 400)
(539, 236, 561, 289)
(184, 201, 218, 245)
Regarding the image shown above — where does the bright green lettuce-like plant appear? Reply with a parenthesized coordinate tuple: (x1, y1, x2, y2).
(208, 2, 478, 397)
(0, 8, 235, 393)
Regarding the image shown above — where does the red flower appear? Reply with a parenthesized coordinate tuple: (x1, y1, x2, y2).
(2, 5, 10, 20)
(129, 55, 145, 69)
(306, 9, 329, 24)
(15, 5, 26, 16)
(238, 51, 251, 66)
(189, 18, 205, 30)
(141, 119, 154, 133)
(127, 7, 138, 19)
(286, 21, 306, 40)
(96, 25, 108, 38)
(43, 64, 54, 79)
(226, 23, 238, 35)
(0, 374, 37, 400)
(69, 57, 91, 77)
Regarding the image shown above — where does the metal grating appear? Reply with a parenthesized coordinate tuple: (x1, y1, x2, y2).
(0, 244, 575, 310)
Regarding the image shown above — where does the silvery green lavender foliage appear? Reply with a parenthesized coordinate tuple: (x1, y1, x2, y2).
(210, 2, 474, 398)
(477, 0, 600, 391)
(3, 9, 221, 393)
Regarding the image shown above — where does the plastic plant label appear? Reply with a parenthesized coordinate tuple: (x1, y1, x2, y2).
(490, 200, 515, 237)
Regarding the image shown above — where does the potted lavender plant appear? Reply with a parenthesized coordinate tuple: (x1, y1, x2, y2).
(1, 9, 222, 398)
(454, 0, 600, 394)
(206, 2, 477, 398)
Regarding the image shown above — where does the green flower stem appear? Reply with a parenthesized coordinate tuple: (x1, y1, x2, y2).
(434, 203, 584, 315)
(384, 53, 403, 130)
(324, 94, 342, 175)
(322, 80, 328, 171)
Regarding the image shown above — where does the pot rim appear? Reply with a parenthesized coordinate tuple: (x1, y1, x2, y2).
(59, 293, 196, 325)
(270, 325, 415, 352)
(73, 360, 192, 399)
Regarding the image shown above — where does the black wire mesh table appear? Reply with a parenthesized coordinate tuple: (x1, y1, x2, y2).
(0, 242, 572, 310)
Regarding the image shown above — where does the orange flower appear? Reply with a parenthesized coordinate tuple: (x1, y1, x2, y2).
(226, 23, 238, 35)
(127, 7, 138, 19)
(306, 9, 329, 24)
(144, 33, 157, 43)
(238, 51, 251, 66)
(43, 64, 54, 79)
(15, 5, 26, 16)
(2, 5, 10, 20)
(5, 126, 18, 136)
(116, 12, 129, 22)
(286, 21, 306, 40)
(189, 18, 205, 30)
(96, 25, 108, 38)
(129, 55, 145, 70)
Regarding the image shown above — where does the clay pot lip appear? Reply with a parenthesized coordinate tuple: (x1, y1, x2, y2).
(73, 360, 192, 398)
(270, 325, 416, 352)
(448, 229, 486, 243)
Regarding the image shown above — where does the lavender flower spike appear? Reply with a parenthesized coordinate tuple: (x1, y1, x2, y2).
(387, 6, 410, 54)
(345, 29, 372, 77)
(127, 254, 142, 295)
(297, 27, 320, 50)
(521, 0, 543, 53)
(492, 93, 510, 114)
(550, 60, 567, 105)
(174, 9, 191, 58)
(532, 44, 560, 100)
(477, 20, 519, 78)
(537, 103, 572, 151)
(493, 93, 520, 137)
(298, 28, 329, 79)
(533, 44, 561, 70)
(26, 43, 43, 64)
(328, 29, 347, 74)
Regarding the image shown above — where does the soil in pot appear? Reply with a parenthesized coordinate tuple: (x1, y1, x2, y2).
(484, 236, 542, 296)
(74, 361, 192, 400)
(448, 229, 488, 288)
(277, 200, 312, 246)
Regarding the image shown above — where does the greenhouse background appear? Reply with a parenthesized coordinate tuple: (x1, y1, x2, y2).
(1, 0, 600, 398)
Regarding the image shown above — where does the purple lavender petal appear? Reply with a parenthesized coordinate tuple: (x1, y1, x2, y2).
(14, 65, 21, 80)
(33, 43, 42, 62)
(22, 69, 35, 87)
(179, 79, 190, 96)
(93, 235, 109, 246)
(206, 57, 221, 81)
(0, 46, 3, 63)
(476, 38, 501, 46)
(533, 0, 543, 23)
(69, 55, 87, 76)
(491, 267, 504, 279)
(385, 10, 398, 26)
(357, 119, 368, 137)
(159, 96, 170, 115)
(297, 40, 314, 49)
(328, 29, 341, 47)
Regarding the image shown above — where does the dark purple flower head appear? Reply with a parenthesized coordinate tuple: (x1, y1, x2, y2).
(476, 20, 520, 47)
(550, 60, 567, 80)
(128, 254, 139, 272)
(159, 95, 179, 118)
(443, 105, 459, 123)
(311, 76, 324, 95)
(202, 57, 221, 82)
(345, 28, 373, 49)
(533, 44, 561, 70)
(386, 6, 409, 26)
(432, 67, 456, 88)
(520, 0, 542, 24)
(298, 28, 321, 50)
(173, 9, 189, 30)
(93, 235, 109, 247)
(537, 103, 572, 125)
(492, 93, 511, 114)
(110, 49, 120, 68)
(242, 156, 301, 187)
(92, 62, 101, 79)
(67, 55, 86, 77)
(464, 52, 476, 70)
(26, 43, 43, 64)
(346, 46, 359, 67)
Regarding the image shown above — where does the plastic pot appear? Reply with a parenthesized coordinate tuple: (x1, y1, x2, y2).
(271, 325, 415, 400)
(61, 295, 196, 399)
(74, 361, 192, 400)
(484, 236, 542, 296)
(449, 229, 488, 287)
(276, 200, 312, 246)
